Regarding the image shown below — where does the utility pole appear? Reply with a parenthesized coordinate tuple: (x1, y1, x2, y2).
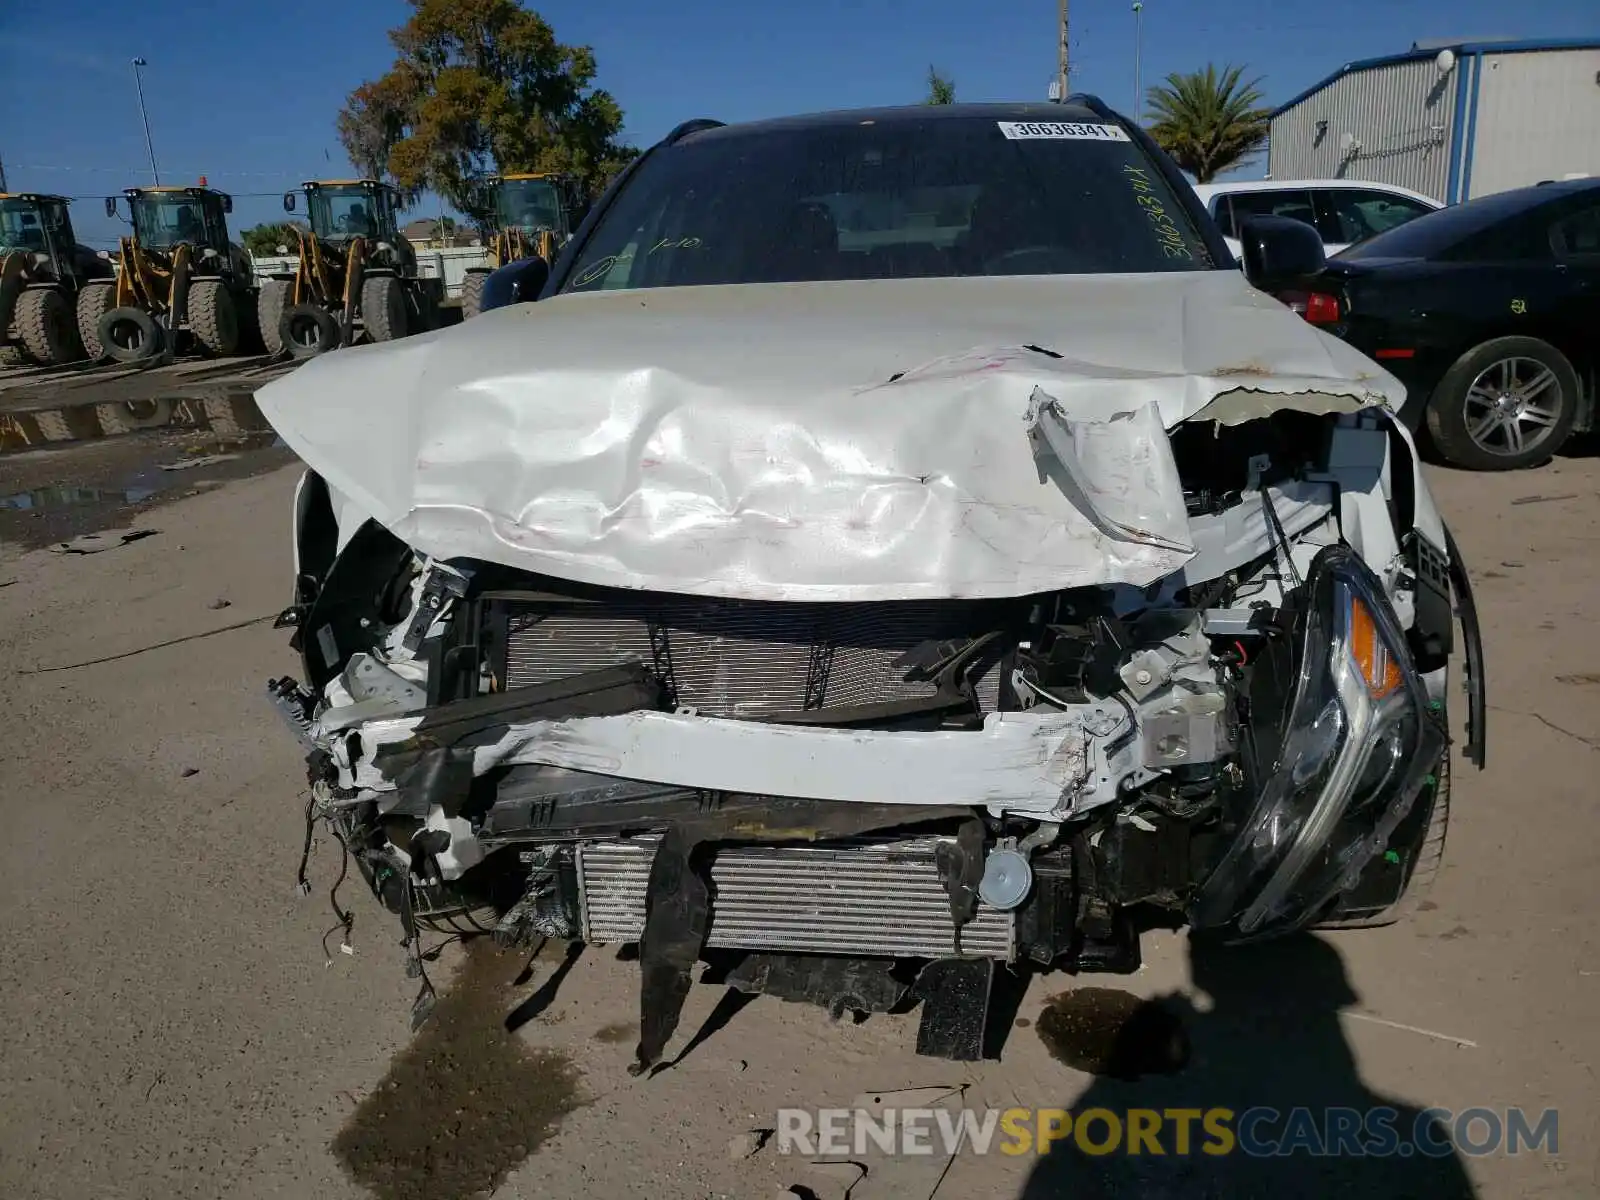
(131, 57, 160, 185)
(1056, 0, 1070, 102)
(1132, 2, 1145, 123)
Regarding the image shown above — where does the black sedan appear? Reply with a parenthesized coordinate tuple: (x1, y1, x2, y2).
(1279, 178, 1600, 470)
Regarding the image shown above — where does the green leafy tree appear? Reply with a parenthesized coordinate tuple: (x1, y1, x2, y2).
(925, 66, 956, 105)
(337, 0, 637, 221)
(241, 221, 309, 257)
(1144, 64, 1271, 182)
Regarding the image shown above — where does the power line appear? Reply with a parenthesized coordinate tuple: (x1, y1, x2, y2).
(5, 163, 309, 178)
(57, 191, 296, 201)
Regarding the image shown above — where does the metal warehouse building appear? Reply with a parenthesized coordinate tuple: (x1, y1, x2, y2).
(1268, 38, 1600, 204)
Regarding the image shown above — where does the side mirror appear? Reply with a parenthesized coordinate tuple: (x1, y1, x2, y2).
(283, 192, 297, 213)
(481, 255, 550, 311)
(1238, 215, 1326, 289)
(104, 196, 118, 219)
(222, 195, 233, 214)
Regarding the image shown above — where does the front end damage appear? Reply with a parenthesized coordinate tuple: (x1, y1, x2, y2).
(263, 357, 1482, 1065)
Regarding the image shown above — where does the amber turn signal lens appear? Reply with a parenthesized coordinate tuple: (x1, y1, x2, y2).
(1348, 596, 1403, 699)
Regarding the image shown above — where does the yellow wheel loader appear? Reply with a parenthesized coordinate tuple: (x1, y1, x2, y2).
(459, 173, 586, 319)
(0, 193, 113, 366)
(259, 180, 444, 359)
(93, 186, 256, 363)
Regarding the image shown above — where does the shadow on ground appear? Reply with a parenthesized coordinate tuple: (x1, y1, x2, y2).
(1020, 934, 1476, 1199)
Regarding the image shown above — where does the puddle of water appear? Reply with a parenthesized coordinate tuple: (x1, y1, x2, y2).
(332, 941, 586, 1200)
(1036, 987, 1189, 1080)
(0, 431, 295, 552)
(3, 482, 161, 510)
(0, 391, 273, 454)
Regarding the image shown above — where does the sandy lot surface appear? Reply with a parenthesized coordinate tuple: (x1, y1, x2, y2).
(0, 447, 1596, 1200)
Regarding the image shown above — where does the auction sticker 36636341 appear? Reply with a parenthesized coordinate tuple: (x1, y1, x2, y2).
(996, 122, 1130, 141)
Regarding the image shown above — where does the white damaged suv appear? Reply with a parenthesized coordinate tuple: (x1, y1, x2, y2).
(259, 100, 1485, 1066)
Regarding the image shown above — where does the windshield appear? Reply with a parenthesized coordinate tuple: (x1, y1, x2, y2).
(308, 186, 391, 241)
(498, 178, 564, 235)
(561, 114, 1214, 292)
(0, 199, 57, 252)
(132, 194, 222, 250)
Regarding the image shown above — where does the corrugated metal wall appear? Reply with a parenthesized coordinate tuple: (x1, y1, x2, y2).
(1269, 58, 1460, 201)
(1466, 49, 1600, 198)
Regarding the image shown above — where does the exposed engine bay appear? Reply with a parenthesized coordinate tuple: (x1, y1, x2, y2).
(266, 397, 1485, 1067)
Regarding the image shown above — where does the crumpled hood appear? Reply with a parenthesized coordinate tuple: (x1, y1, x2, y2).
(256, 271, 1399, 601)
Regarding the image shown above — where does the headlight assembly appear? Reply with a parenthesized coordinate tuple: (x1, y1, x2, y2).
(1193, 545, 1447, 937)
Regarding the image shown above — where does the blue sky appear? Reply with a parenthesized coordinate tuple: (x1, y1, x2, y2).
(2, 0, 1594, 248)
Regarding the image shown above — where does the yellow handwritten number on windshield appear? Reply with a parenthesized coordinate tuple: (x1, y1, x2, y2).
(1123, 164, 1193, 260)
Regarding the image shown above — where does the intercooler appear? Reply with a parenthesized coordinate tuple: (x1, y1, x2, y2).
(494, 594, 1003, 719)
(575, 836, 1016, 959)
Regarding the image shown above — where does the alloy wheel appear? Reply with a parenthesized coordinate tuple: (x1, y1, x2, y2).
(1463, 356, 1563, 458)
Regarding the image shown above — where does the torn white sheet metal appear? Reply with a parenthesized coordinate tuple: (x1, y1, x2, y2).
(1026, 391, 1191, 554)
(342, 708, 1104, 819)
(256, 271, 1402, 601)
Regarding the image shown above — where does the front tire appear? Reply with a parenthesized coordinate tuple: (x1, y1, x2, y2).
(76, 281, 116, 361)
(1425, 336, 1578, 470)
(460, 270, 487, 319)
(16, 288, 81, 365)
(258, 281, 293, 357)
(360, 274, 406, 342)
(188, 280, 240, 356)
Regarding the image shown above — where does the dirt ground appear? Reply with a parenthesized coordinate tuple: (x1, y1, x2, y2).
(0, 445, 1596, 1200)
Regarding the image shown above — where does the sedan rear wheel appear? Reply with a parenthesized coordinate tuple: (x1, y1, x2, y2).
(1426, 336, 1577, 470)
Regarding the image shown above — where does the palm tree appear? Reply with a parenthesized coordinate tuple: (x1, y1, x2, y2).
(1144, 64, 1271, 182)
(926, 66, 956, 105)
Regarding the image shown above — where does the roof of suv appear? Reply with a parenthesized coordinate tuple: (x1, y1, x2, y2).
(671, 101, 1120, 143)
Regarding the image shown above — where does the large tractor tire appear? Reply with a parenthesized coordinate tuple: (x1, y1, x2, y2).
(258, 281, 293, 357)
(460, 270, 487, 319)
(16, 288, 81, 365)
(76, 281, 116, 361)
(97, 306, 163, 363)
(281, 303, 342, 360)
(360, 274, 406, 343)
(188, 280, 240, 357)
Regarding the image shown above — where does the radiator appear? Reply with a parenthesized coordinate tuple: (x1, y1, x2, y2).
(575, 836, 1015, 959)
(499, 595, 1001, 719)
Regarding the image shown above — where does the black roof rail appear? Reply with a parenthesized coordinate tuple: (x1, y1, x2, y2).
(1065, 93, 1115, 119)
(665, 119, 725, 145)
